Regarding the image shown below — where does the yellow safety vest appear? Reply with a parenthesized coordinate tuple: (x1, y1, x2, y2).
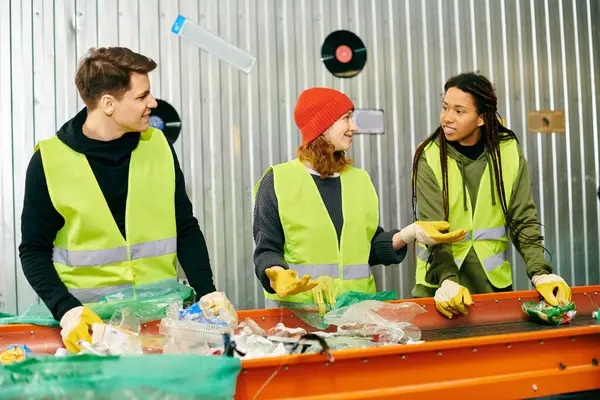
(37, 128, 178, 303)
(416, 139, 519, 289)
(254, 159, 379, 306)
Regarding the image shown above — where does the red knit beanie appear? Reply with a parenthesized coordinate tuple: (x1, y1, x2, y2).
(294, 87, 355, 146)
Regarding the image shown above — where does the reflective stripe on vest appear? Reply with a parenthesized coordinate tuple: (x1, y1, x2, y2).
(53, 237, 177, 267)
(417, 246, 507, 272)
(289, 263, 372, 280)
(38, 128, 178, 301)
(255, 159, 379, 305)
(415, 138, 519, 289)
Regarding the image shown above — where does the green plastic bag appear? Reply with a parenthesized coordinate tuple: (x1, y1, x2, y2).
(0, 354, 240, 399)
(333, 290, 398, 310)
(0, 280, 194, 328)
(522, 300, 577, 325)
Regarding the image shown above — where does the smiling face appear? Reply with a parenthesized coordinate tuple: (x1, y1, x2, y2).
(105, 72, 158, 132)
(440, 87, 484, 146)
(323, 110, 358, 151)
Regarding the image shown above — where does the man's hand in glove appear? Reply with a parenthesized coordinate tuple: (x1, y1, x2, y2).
(434, 280, 473, 319)
(532, 273, 572, 307)
(60, 306, 103, 353)
(266, 267, 318, 298)
(312, 276, 337, 317)
(399, 221, 467, 246)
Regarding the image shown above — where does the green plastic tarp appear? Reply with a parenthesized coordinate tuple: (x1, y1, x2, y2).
(0, 354, 241, 400)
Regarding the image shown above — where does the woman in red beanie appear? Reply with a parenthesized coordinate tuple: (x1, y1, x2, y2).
(253, 87, 466, 315)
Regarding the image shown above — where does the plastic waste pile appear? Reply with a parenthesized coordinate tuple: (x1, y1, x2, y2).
(1, 292, 428, 363)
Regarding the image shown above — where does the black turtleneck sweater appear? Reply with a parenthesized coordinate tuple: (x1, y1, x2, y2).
(19, 108, 216, 321)
(448, 130, 486, 160)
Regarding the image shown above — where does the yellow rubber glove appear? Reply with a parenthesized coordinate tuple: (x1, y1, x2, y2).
(312, 276, 337, 317)
(399, 221, 467, 245)
(434, 280, 473, 319)
(59, 306, 103, 353)
(266, 267, 318, 298)
(532, 274, 572, 307)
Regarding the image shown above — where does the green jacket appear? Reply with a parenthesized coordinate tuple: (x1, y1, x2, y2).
(413, 136, 552, 298)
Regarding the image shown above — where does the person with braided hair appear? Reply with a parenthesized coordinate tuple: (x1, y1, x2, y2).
(411, 72, 572, 319)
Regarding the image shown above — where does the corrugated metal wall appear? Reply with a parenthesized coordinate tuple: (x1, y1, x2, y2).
(1, 0, 599, 313)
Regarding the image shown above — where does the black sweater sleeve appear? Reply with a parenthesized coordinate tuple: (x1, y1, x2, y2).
(369, 228, 407, 266)
(169, 144, 217, 298)
(19, 151, 82, 322)
(252, 170, 288, 294)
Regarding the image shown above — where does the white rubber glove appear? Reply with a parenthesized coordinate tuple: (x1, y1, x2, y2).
(399, 221, 467, 245)
(434, 280, 473, 319)
(60, 306, 103, 353)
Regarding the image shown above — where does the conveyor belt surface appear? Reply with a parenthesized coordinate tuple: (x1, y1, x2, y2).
(422, 317, 600, 342)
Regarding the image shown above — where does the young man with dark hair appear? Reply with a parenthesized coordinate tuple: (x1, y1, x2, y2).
(19, 47, 217, 352)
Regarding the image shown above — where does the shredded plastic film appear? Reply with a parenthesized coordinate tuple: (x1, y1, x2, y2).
(323, 300, 427, 343)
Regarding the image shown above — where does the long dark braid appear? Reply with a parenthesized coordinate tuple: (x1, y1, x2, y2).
(412, 72, 545, 248)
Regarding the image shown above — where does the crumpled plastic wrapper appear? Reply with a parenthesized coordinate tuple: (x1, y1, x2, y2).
(161, 336, 213, 355)
(179, 291, 238, 327)
(156, 294, 238, 354)
(234, 318, 267, 337)
(323, 300, 427, 344)
(232, 335, 288, 359)
(266, 322, 307, 338)
(90, 324, 143, 355)
(522, 300, 577, 325)
(109, 307, 142, 334)
(0, 345, 33, 365)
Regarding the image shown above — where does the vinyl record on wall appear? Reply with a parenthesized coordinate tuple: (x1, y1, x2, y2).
(321, 30, 367, 78)
(149, 99, 182, 144)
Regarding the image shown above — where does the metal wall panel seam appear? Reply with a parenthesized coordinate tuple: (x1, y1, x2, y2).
(118, 0, 139, 51)
(515, 0, 529, 157)
(0, 0, 17, 313)
(204, 0, 219, 286)
(529, 0, 546, 243)
(369, 0, 384, 221)
(281, 0, 292, 162)
(421, 0, 432, 135)
(225, 0, 240, 307)
(300, 0, 308, 91)
(454, 0, 461, 72)
(404, 0, 416, 159)
(32, 0, 56, 143)
(469, 0, 477, 71)
(558, 0, 576, 285)
(97, 0, 119, 45)
(485, 0, 494, 81)
(243, 0, 259, 308)
(437, 0, 445, 87)
(543, 0, 561, 277)
(586, 0, 600, 281)
(500, 0, 519, 277)
(353, 0, 366, 169)
(335, 0, 343, 93)
(12, 0, 38, 311)
(572, 0, 589, 285)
